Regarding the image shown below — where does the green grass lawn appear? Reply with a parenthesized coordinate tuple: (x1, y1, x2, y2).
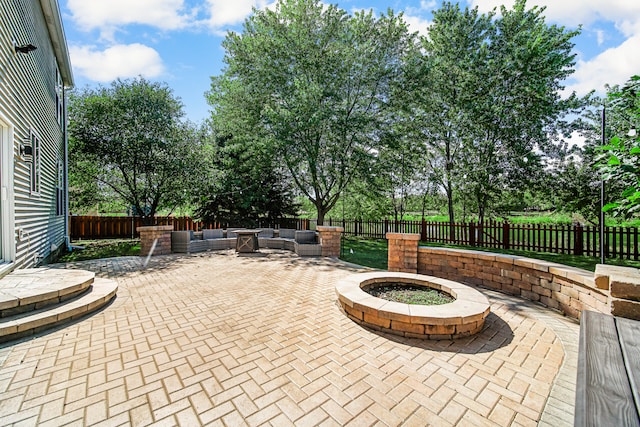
(340, 238, 388, 270)
(56, 239, 140, 262)
(339, 237, 640, 272)
(53, 236, 640, 272)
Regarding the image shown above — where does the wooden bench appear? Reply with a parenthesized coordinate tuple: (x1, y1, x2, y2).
(575, 310, 640, 426)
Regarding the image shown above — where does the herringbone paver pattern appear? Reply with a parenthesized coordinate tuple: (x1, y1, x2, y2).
(0, 250, 578, 426)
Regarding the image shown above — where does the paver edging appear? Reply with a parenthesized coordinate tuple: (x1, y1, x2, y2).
(335, 271, 490, 339)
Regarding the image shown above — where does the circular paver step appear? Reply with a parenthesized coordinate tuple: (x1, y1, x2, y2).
(0, 277, 118, 343)
(0, 268, 95, 317)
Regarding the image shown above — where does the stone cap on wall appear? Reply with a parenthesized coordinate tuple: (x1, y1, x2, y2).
(595, 264, 640, 300)
(419, 246, 595, 287)
(594, 264, 640, 292)
(317, 226, 344, 232)
(386, 233, 420, 241)
(136, 225, 174, 232)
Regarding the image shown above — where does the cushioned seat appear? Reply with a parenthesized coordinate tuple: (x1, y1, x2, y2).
(171, 227, 323, 257)
(278, 228, 296, 239)
(295, 230, 317, 244)
(295, 243, 322, 256)
(283, 240, 296, 251)
(259, 237, 284, 249)
(258, 228, 274, 238)
(226, 228, 241, 238)
(203, 229, 224, 239)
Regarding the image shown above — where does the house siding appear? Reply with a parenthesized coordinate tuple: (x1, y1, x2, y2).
(0, 0, 69, 267)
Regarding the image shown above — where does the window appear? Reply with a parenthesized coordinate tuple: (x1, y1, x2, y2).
(56, 158, 64, 215)
(30, 130, 40, 195)
(55, 68, 63, 125)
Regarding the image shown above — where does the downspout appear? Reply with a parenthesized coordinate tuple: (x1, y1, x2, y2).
(63, 85, 70, 251)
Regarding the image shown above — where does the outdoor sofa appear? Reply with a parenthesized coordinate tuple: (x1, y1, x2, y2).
(170, 228, 322, 256)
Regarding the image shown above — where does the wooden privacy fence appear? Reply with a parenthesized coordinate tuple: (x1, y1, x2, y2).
(326, 218, 640, 260)
(70, 215, 640, 260)
(69, 216, 309, 240)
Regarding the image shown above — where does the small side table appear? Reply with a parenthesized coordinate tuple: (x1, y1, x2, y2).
(235, 229, 261, 253)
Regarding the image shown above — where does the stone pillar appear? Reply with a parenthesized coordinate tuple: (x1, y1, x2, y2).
(137, 225, 173, 256)
(594, 264, 640, 320)
(317, 226, 344, 257)
(387, 233, 420, 273)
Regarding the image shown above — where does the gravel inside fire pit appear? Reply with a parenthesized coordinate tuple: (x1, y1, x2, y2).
(365, 283, 455, 305)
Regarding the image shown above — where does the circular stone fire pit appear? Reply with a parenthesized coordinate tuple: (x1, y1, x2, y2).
(335, 272, 490, 339)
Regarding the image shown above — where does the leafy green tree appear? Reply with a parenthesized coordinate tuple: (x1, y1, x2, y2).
(599, 75, 640, 217)
(208, 0, 416, 225)
(461, 0, 581, 223)
(194, 133, 300, 226)
(68, 77, 205, 225)
(552, 156, 601, 223)
(412, 3, 493, 225)
(410, 1, 582, 224)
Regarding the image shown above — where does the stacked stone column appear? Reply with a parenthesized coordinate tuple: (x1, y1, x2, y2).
(387, 233, 420, 273)
(595, 264, 640, 320)
(317, 226, 343, 257)
(137, 225, 173, 256)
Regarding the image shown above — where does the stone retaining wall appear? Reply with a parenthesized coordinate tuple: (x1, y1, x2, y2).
(386, 233, 621, 320)
(417, 246, 608, 319)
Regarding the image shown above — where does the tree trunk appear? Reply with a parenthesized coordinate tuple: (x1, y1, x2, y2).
(446, 180, 455, 242)
(477, 198, 486, 245)
(316, 203, 326, 226)
(421, 190, 428, 220)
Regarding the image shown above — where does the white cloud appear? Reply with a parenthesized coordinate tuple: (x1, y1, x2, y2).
(420, 0, 436, 10)
(469, 0, 640, 30)
(67, 0, 192, 40)
(205, 0, 273, 28)
(566, 130, 586, 149)
(70, 44, 165, 82)
(402, 0, 434, 36)
(404, 15, 431, 36)
(564, 35, 640, 96)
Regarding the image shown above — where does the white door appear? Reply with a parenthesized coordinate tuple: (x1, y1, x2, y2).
(0, 125, 3, 261)
(0, 113, 15, 267)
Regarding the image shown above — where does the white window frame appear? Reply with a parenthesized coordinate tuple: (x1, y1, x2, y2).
(30, 129, 41, 195)
(55, 67, 63, 126)
(56, 158, 64, 216)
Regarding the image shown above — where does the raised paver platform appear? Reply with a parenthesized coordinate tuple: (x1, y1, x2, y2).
(0, 268, 94, 317)
(336, 272, 490, 339)
(0, 268, 118, 343)
(0, 250, 579, 426)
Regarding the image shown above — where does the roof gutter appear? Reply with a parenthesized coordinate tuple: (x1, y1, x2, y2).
(38, 0, 74, 87)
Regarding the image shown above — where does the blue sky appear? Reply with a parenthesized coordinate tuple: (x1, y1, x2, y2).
(61, 0, 640, 124)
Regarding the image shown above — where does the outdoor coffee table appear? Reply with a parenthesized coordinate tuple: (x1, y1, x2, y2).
(235, 229, 261, 253)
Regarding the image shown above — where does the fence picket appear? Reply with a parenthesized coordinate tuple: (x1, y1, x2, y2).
(69, 215, 640, 260)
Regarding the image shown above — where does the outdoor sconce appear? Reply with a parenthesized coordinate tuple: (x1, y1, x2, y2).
(19, 141, 33, 161)
(14, 42, 37, 54)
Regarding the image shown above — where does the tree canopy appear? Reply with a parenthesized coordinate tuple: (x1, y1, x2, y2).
(406, 0, 583, 225)
(599, 75, 640, 218)
(68, 77, 205, 224)
(208, 0, 416, 224)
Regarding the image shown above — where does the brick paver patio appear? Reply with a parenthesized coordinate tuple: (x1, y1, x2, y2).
(0, 250, 578, 426)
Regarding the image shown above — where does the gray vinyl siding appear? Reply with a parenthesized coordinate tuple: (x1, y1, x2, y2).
(0, 0, 67, 267)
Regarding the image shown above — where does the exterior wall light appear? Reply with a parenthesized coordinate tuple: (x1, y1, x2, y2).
(14, 42, 37, 54)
